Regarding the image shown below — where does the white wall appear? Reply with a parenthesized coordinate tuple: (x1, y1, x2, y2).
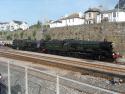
(20, 22, 29, 30)
(68, 18, 84, 26)
(50, 18, 84, 28)
(0, 21, 29, 31)
(0, 23, 9, 31)
(118, 12, 125, 22)
(9, 21, 19, 31)
(96, 15, 101, 23)
(97, 11, 125, 23)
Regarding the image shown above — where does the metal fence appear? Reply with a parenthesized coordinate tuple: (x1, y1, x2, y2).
(0, 61, 120, 94)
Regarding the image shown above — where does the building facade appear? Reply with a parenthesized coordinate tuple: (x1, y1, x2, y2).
(97, 9, 125, 23)
(0, 22, 9, 31)
(49, 7, 125, 28)
(50, 13, 84, 28)
(0, 20, 29, 31)
(84, 8, 101, 24)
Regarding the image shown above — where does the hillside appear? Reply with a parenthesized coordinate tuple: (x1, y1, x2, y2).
(46, 22, 125, 55)
(0, 22, 125, 55)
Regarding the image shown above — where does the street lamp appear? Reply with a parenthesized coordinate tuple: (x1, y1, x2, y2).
(117, 0, 119, 21)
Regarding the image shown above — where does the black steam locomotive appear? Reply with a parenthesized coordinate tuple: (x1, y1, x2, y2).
(11, 39, 115, 62)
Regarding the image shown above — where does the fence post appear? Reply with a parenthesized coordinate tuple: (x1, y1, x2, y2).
(8, 61, 11, 94)
(25, 67, 28, 94)
(56, 75, 59, 94)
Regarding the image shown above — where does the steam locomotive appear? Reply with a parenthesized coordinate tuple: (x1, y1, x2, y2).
(11, 39, 115, 62)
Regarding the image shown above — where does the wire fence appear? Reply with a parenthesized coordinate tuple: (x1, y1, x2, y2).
(0, 61, 120, 94)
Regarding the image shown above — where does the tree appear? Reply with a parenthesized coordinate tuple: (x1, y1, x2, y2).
(14, 33, 19, 39)
(37, 21, 42, 28)
(44, 34, 51, 41)
(28, 36, 31, 40)
(20, 32, 24, 39)
(6, 35, 12, 40)
(33, 31, 36, 40)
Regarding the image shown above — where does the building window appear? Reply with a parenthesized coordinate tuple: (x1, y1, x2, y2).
(113, 12, 116, 17)
(89, 21, 91, 24)
(69, 19, 70, 22)
(89, 12, 91, 17)
(101, 14, 103, 19)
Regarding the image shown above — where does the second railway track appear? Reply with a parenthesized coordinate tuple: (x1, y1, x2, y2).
(0, 48, 125, 79)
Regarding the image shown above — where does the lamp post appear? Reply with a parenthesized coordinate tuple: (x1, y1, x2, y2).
(117, 0, 119, 21)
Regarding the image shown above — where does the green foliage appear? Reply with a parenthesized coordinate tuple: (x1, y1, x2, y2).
(44, 34, 51, 41)
(20, 32, 24, 39)
(29, 21, 42, 29)
(0, 32, 2, 36)
(32, 31, 36, 40)
(37, 21, 42, 28)
(14, 33, 19, 39)
(28, 36, 31, 40)
(0, 22, 125, 56)
(6, 35, 12, 40)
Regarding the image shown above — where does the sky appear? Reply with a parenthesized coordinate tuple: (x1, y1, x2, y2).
(0, 0, 118, 25)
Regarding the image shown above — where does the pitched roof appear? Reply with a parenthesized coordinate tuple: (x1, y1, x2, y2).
(0, 22, 8, 25)
(101, 9, 125, 13)
(60, 13, 83, 20)
(84, 8, 101, 13)
(13, 20, 23, 25)
(52, 20, 62, 23)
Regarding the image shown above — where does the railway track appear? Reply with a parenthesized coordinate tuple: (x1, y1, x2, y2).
(0, 48, 125, 78)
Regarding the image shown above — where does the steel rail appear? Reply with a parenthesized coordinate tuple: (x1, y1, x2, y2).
(0, 49, 125, 77)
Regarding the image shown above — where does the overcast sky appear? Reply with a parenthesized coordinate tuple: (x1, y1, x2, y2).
(0, 0, 118, 25)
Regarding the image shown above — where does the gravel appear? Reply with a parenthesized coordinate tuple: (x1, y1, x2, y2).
(0, 57, 125, 94)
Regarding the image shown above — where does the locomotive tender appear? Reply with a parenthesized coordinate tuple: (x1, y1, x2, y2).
(11, 39, 115, 62)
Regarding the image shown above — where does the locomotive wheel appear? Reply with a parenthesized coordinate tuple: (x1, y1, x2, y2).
(98, 55, 106, 61)
(98, 55, 101, 60)
(16, 47, 19, 50)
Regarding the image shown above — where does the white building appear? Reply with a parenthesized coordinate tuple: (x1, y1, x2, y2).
(0, 20, 29, 31)
(97, 9, 125, 23)
(84, 8, 101, 24)
(50, 12, 84, 28)
(49, 8, 125, 28)
(0, 22, 9, 31)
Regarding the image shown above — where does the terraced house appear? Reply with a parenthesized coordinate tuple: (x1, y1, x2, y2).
(0, 20, 29, 31)
(97, 9, 125, 23)
(84, 8, 101, 24)
(50, 12, 84, 28)
(49, 0, 125, 28)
